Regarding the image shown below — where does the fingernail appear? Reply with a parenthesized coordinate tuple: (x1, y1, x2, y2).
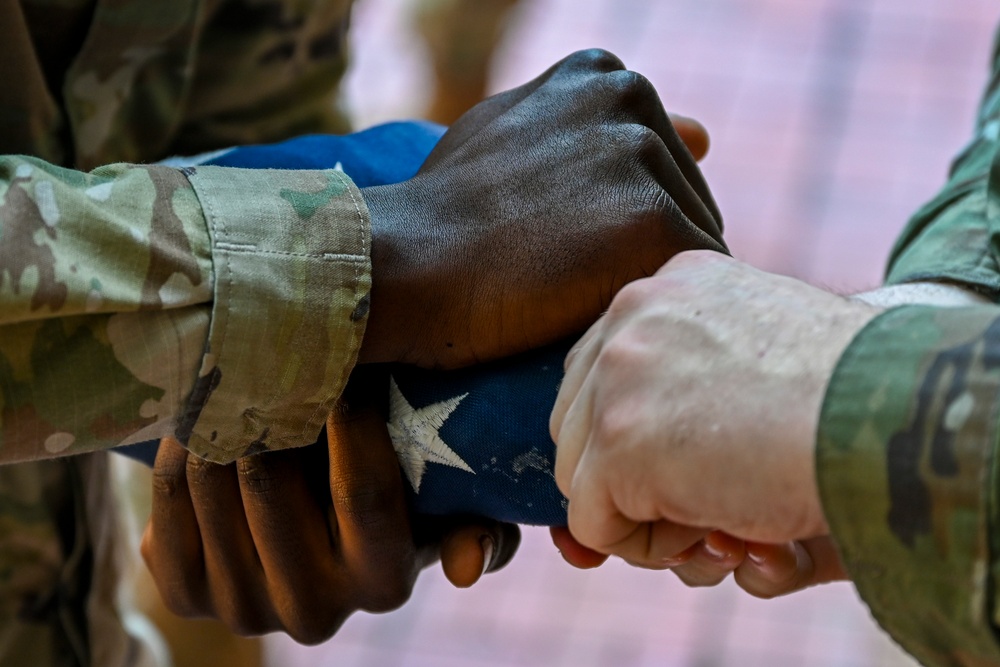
(660, 555, 689, 568)
(702, 540, 727, 561)
(480, 535, 495, 575)
(702, 532, 734, 562)
(746, 549, 766, 566)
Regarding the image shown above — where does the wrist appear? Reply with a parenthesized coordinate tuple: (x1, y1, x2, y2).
(851, 281, 990, 309)
(358, 183, 403, 364)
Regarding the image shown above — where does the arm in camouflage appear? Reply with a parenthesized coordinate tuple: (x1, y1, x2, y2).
(818, 305, 1000, 666)
(816, 23, 1000, 665)
(886, 25, 1000, 293)
(0, 157, 371, 465)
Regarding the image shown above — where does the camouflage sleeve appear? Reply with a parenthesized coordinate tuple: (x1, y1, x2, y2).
(818, 304, 1000, 666)
(0, 158, 371, 464)
(886, 27, 1000, 294)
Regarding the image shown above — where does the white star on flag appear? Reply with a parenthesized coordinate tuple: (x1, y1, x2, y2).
(387, 377, 475, 492)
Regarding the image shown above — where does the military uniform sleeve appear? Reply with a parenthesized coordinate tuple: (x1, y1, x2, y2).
(886, 28, 1000, 294)
(0, 157, 371, 464)
(817, 305, 1000, 666)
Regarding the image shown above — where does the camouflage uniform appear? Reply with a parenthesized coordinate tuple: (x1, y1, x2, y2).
(0, 1, 369, 665)
(818, 25, 1000, 667)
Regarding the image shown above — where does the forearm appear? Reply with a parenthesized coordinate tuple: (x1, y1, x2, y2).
(0, 157, 372, 464)
(0, 158, 213, 461)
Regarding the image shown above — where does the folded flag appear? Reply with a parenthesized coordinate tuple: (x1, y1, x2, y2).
(388, 343, 570, 526)
(119, 121, 571, 525)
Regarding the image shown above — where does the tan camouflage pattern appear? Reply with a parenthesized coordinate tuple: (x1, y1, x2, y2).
(1, 1, 368, 665)
(1, 0, 353, 169)
(0, 161, 371, 465)
(1, 1, 372, 465)
(0, 451, 160, 667)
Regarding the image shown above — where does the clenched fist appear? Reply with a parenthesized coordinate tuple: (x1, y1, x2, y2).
(359, 49, 726, 369)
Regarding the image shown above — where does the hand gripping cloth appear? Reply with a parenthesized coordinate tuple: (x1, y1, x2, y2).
(119, 121, 572, 525)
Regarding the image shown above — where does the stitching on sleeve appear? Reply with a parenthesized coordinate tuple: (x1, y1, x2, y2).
(199, 178, 235, 455)
(213, 246, 366, 261)
(297, 170, 370, 442)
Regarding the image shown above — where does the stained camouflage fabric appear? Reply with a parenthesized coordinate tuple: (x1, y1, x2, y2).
(1, 1, 367, 666)
(816, 23, 1000, 666)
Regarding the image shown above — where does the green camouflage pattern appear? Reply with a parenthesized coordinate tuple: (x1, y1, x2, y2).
(181, 165, 370, 463)
(886, 26, 1000, 295)
(1, 1, 368, 665)
(816, 22, 1000, 667)
(819, 305, 1000, 666)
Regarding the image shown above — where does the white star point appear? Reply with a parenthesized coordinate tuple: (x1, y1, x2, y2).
(387, 377, 475, 492)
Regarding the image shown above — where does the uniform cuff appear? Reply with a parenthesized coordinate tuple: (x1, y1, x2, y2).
(181, 166, 371, 462)
(818, 304, 1000, 665)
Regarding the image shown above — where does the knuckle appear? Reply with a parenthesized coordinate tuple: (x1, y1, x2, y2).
(184, 451, 226, 487)
(603, 69, 657, 103)
(742, 581, 782, 601)
(157, 583, 204, 619)
(592, 398, 634, 446)
(604, 123, 660, 164)
(285, 621, 340, 646)
(668, 249, 715, 270)
(604, 121, 654, 150)
(608, 279, 654, 315)
(150, 464, 186, 500)
(226, 609, 274, 638)
(235, 455, 280, 497)
(553, 461, 574, 499)
(562, 48, 625, 74)
(566, 504, 601, 552)
(333, 477, 401, 527)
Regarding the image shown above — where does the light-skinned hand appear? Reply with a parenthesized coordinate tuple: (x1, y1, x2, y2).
(550, 252, 879, 567)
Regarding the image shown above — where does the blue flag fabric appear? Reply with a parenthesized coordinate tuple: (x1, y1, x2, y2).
(119, 121, 570, 526)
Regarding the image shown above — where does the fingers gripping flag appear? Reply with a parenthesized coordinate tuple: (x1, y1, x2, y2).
(122, 121, 571, 526)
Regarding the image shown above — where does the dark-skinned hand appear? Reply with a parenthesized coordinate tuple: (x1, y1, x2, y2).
(141, 393, 519, 644)
(359, 48, 726, 369)
(141, 51, 719, 640)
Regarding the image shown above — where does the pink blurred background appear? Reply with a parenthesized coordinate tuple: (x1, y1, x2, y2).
(268, 1, 1000, 665)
